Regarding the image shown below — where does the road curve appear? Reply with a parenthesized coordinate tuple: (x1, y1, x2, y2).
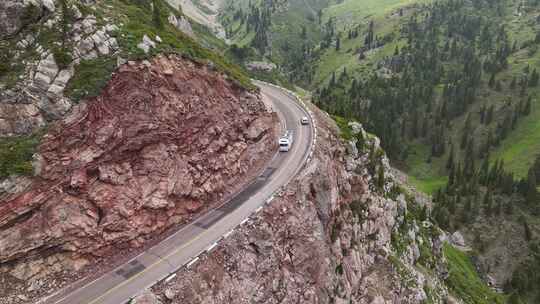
(42, 82, 314, 304)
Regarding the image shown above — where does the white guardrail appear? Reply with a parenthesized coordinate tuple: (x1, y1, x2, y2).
(160, 80, 318, 283)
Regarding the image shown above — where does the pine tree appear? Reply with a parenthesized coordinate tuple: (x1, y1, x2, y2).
(486, 105, 495, 124)
(529, 68, 539, 87)
(480, 104, 487, 124)
(495, 80, 503, 91)
(521, 215, 532, 241)
(329, 71, 336, 87)
(480, 156, 490, 185)
(510, 76, 517, 89)
(462, 197, 472, 223)
(523, 97, 532, 116)
(447, 144, 455, 170)
(377, 160, 385, 191)
(489, 73, 496, 88)
(533, 154, 540, 182)
(461, 114, 472, 150)
(356, 129, 365, 151)
(448, 165, 456, 187)
(527, 167, 538, 206)
(508, 292, 524, 304)
(483, 189, 493, 216)
(495, 199, 502, 216)
(152, 0, 164, 29)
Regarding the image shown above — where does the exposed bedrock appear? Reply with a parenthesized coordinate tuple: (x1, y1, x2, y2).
(0, 55, 278, 288)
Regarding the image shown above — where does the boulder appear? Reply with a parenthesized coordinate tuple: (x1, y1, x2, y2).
(48, 68, 74, 95)
(40, 0, 55, 13)
(450, 231, 466, 247)
(81, 15, 97, 34)
(245, 117, 270, 140)
(0, 1, 39, 38)
(91, 30, 110, 55)
(76, 36, 96, 58)
(246, 61, 277, 72)
(348, 121, 363, 135)
(168, 14, 194, 37)
(164, 289, 176, 300)
(0, 103, 46, 136)
(137, 35, 156, 54)
(34, 54, 59, 90)
(131, 290, 162, 304)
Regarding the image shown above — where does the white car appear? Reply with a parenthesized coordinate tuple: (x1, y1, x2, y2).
(279, 130, 294, 152)
(300, 116, 309, 125)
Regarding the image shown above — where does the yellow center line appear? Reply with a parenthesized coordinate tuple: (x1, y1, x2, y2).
(87, 228, 209, 304)
(76, 83, 307, 304)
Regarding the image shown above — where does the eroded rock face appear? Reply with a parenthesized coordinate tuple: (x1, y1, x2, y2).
(0, 55, 277, 290)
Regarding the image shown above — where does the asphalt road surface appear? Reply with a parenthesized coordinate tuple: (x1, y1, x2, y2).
(44, 82, 313, 304)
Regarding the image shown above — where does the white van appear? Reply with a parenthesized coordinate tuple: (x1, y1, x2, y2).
(279, 131, 294, 152)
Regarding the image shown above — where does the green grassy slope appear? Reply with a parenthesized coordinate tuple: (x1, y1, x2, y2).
(318, 0, 540, 194)
(315, 0, 428, 84)
(444, 244, 506, 304)
(226, 0, 540, 193)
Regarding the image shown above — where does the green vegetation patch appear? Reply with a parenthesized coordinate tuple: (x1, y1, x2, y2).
(323, 0, 427, 28)
(332, 115, 354, 140)
(107, 0, 254, 89)
(403, 142, 448, 195)
(0, 131, 44, 179)
(52, 46, 73, 70)
(65, 57, 116, 102)
(443, 243, 505, 304)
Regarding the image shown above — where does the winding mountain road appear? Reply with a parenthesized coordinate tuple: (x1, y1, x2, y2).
(43, 82, 314, 304)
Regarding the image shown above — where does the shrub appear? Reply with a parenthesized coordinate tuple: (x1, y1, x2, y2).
(52, 46, 72, 70)
(65, 57, 116, 101)
(20, 4, 42, 27)
(0, 131, 44, 179)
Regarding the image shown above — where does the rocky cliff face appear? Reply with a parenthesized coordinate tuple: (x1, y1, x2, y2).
(0, 55, 278, 303)
(137, 109, 451, 304)
(1, 1, 119, 137)
(0, 0, 55, 39)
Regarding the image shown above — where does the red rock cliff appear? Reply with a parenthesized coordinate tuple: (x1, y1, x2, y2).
(0, 55, 278, 289)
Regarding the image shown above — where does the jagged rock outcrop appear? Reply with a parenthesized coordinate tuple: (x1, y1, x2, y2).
(0, 0, 55, 39)
(145, 108, 449, 303)
(246, 61, 277, 72)
(0, 7, 119, 137)
(0, 55, 278, 302)
(168, 14, 194, 38)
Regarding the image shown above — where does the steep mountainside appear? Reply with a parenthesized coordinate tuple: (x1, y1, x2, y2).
(214, 0, 540, 302)
(165, 0, 228, 39)
(312, 1, 540, 301)
(131, 104, 504, 304)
